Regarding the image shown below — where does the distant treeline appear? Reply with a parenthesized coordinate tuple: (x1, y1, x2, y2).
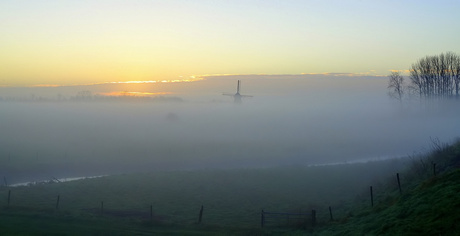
(389, 52, 460, 101)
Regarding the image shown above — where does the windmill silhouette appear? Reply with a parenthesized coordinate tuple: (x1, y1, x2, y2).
(223, 80, 252, 103)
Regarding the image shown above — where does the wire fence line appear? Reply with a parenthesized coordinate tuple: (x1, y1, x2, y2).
(0, 166, 445, 229)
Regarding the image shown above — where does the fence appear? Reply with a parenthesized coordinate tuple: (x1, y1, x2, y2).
(0, 166, 443, 230)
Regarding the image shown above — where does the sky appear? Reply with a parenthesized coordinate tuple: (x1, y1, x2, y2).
(1, 0, 460, 87)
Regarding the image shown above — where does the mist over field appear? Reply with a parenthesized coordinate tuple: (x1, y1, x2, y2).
(1, 75, 459, 184)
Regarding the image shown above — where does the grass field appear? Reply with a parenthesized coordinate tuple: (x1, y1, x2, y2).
(0, 158, 406, 235)
(311, 139, 460, 236)
(313, 169, 460, 236)
(0, 140, 459, 235)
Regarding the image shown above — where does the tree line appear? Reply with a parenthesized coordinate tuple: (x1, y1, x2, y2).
(388, 52, 460, 101)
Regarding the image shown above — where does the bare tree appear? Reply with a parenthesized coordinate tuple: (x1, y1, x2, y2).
(388, 71, 405, 102)
(448, 52, 460, 99)
(409, 52, 460, 99)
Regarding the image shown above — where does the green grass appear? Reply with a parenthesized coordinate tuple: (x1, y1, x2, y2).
(0, 209, 260, 235)
(0, 159, 405, 235)
(0, 140, 459, 235)
(311, 170, 460, 236)
(310, 140, 460, 236)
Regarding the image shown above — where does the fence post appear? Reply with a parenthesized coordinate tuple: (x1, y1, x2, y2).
(311, 210, 316, 227)
(56, 195, 60, 209)
(7, 190, 11, 206)
(370, 186, 374, 207)
(198, 205, 203, 224)
(397, 173, 402, 195)
(150, 205, 153, 221)
(101, 201, 104, 216)
(329, 206, 333, 221)
(261, 210, 265, 227)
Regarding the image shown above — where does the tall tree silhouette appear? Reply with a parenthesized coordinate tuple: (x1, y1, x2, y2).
(409, 52, 460, 99)
(388, 71, 405, 102)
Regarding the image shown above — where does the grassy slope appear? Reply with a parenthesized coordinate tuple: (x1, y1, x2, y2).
(313, 170, 460, 236)
(311, 140, 460, 236)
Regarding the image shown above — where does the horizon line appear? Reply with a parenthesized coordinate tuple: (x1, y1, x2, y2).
(0, 71, 391, 88)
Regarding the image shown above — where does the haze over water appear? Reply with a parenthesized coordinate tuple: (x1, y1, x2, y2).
(1, 74, 459, 184)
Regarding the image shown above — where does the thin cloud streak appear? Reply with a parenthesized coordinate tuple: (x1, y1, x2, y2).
(18, 73, 386, 88)
(98, 91, 173, 97)
(301, 72, 386, 77)
(25, 78, 205, 88)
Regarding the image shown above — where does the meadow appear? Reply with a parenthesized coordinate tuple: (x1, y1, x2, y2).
(1, 158, 407, 235)
(314, 139, 460, 235)
(2, 139, 459, 235)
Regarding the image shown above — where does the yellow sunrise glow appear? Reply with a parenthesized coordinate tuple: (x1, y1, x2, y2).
(98, 91, 172, 97)
(1, 1, 460, 87)
(26, 77, 205, 88)
(107, 78, 204, 84)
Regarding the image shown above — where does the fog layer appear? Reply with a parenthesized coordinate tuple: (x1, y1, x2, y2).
(1, 75, 459, 183)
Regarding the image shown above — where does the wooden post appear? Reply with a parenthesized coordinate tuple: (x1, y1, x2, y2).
(7, 190, 11, 206)
(150, 205, 153, 220)
(311, 210, 316, 227)
(433, 163, 437, 177)
(329, 206, 333, 221)
(261, 210, 265, 227)
(397, 173, 402, 195)
(101, 201, 104, 215)
(198, 205, 203, 224)
(56, 195, 60, 209)
(370, 186, 374, 207)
